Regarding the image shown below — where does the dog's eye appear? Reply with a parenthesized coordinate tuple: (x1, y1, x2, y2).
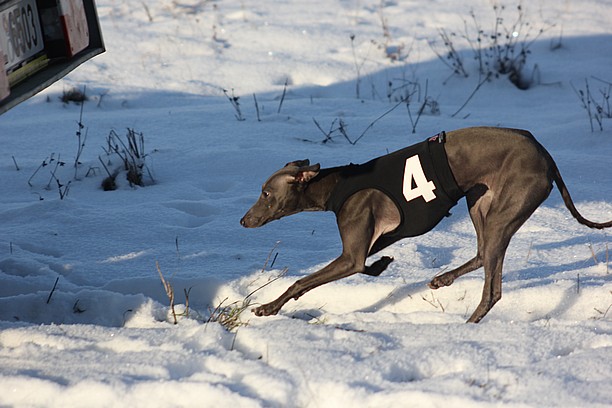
(262, 191, 270, 199)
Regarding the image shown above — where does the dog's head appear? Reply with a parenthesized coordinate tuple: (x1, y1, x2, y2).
(240, 159, 320, 228)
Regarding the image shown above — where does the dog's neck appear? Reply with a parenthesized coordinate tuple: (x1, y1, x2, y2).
(300, 167, 344, 211)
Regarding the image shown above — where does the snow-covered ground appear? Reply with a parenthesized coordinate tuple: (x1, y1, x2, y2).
(1, 0, 611, 406)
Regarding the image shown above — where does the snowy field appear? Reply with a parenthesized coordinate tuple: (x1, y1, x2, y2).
(1, 0, 611, 406)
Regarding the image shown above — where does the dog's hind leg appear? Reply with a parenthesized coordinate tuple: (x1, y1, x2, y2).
(467, 176, 552, 323)
(429, 185, 490, 289)
(429, 256, 482, 289)
(467, 215, 524, 323)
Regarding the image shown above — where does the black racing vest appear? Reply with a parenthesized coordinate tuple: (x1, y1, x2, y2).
(325, 132, 464, 255)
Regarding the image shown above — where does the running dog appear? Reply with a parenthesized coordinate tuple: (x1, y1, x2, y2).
(240, 127, 612, 322)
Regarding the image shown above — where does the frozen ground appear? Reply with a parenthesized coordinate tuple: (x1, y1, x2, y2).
(0, 0, 611, 406)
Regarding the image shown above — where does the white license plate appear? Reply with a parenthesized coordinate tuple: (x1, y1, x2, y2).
(0, 0, 44, 71)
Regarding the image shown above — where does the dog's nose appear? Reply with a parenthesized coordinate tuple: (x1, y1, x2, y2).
(240, 216, 248, 227)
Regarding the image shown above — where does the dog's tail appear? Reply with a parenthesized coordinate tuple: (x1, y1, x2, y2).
(549, 158, 612, 229)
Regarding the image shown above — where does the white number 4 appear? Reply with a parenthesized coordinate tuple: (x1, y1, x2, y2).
(402, 155, 437, 203)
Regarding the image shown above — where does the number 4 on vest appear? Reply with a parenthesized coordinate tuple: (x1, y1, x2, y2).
(403, 155, 437, 203)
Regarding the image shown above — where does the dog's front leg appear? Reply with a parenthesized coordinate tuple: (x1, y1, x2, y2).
(252, 254, 366, 316)
(252, 191, 384, 316)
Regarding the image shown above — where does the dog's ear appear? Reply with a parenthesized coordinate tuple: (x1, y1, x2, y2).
(285, 159, 310, 168)
(292, 163, 320, 184)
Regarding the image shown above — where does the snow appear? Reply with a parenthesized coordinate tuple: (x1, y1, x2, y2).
(0, 0, 611, 406)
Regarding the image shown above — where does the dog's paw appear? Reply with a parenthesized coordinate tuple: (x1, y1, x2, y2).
(251, 303, 280, 317)
(362, 256, 394, 277)
(428, 274, 455, 289)
(380, 256, 394, 266)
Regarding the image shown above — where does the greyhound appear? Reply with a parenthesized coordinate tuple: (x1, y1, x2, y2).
(240, 127, 612, 323)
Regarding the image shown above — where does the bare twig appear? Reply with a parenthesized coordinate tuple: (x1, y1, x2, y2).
(12, 156, 19, 171)
(430, 28, 469, 78)
(451, 72, 492, 118)
(51, 172, 71, 200)
(571, 78, 611, 132)
(74, 86, 87, 180)
(253, 93, 261, 122)
(593, 302, 612, 320)
(270, 252, 279, 269)
(223, 88, 245, 121)
(312, 117, 337, 143)
(350, 34, 365, 99)
(47, 277, 60, 304)
(312, 98, 409, 145)
(246, 271, 289, 301)
(421, 290, 445, 312)
(353, 97, 407, 144)
(277, 78, 288, 114)
(28, 155, 52, 187)
(46, 154, 65, 190)
(141, 1, 153, 22)
(406, 79, 433, 134)
(337, 119, 354, 144)
(571, 80, 595, 132)
(98, 156, 113, 178)
(245, 241, 290, 301)
(184, 287, 192, 317)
